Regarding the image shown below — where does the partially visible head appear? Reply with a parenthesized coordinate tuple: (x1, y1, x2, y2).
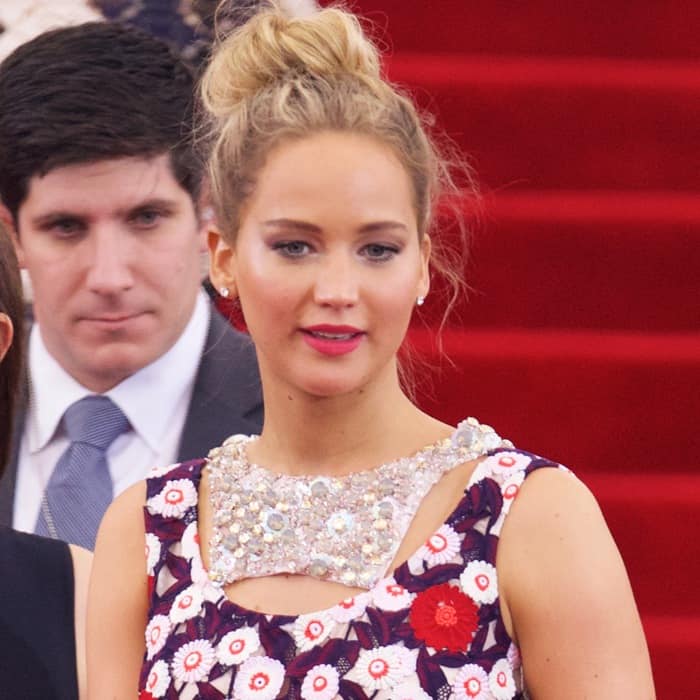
(0, 21, 202, 222)
(200, 2, 472, 305)
(0, 223, 24, 473)
(202, 2, 473, 396)
(0, 23, 209, 392)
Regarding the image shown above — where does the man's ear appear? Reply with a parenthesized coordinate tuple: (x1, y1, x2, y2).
(207, 226, 238, 299)
(0, 203, 25, 268)
(0, 313, 14, 364)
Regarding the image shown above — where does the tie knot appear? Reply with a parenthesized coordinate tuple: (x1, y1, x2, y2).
(63, 395, 130, 450)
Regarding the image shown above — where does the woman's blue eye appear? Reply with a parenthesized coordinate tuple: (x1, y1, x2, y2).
(273, 241, 310, 257)
(362, 243, 399, 261)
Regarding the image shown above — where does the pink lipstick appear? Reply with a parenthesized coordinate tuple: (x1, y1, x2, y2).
(301, 325, 365, 356)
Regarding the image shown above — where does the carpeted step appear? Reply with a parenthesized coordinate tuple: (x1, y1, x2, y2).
(586, 473, 700, 617)
(642, 615, 700, 699)
(343, 0, 700, 60)
(383, 54, 700, 191)
(407, 328, 700, 474)
(418, 190, 700, 333)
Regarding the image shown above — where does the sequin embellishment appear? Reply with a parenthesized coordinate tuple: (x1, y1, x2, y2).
(207, 418, 511, 589)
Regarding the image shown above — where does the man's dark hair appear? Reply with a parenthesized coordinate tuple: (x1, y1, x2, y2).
(0, 22, 202, 222)
(0, 223, 24, 474)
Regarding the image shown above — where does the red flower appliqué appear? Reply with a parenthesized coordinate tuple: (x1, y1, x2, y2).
(409, 583, 479, 652)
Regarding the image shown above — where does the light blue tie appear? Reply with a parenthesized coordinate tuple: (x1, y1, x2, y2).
(35, 395, 130, 550)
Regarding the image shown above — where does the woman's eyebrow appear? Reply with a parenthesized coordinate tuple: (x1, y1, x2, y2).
(262, 218, 320, 232)
(357, 221, 409, 234)
(262, 219, 409, 234)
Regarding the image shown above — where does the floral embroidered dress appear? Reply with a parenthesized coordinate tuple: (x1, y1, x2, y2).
(140, 430, 569, 700)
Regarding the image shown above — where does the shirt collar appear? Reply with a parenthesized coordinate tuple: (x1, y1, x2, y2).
(28, 290, 211, 454)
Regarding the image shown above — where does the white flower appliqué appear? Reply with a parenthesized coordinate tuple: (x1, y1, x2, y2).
(233, 656, 285, 700)
(145, 615, 171, 660)
(372, 577, 414, 611)
(454, 664, 490, 700)
(145, 533, 161, 575)
(171, 639, 216, 684)
(393, 645, 418, 676)
(481, 452, 531, 477)
(147, 479, 197, 518)
(189, 556, 222, 603)
(181, 521, 200, 560)
(353, 645, 406, 691)
(418, 524, 461, 566)
(216, 627, 261, 666)
(489, 658, 517, 699)
(144, 660, 170, 698)
(460, 560, 499, 605)
(328, 592, 370, 623)
(170, 585, 204, 624)
(501, 472, 525, 514)
(300, 663, 340, 700)
(293, 611, 334, 651)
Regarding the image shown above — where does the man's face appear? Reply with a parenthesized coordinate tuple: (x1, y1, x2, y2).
(15, 155, 205, 392)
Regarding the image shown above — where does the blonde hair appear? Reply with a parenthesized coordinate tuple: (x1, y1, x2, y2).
(200, 1, 476, 331)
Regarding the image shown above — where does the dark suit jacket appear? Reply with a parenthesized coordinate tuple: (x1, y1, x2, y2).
(0, 528, 77, 700)
(0, 306, 263, 526)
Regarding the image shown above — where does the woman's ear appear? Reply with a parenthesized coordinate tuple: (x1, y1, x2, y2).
(418, 234, 431, 300)
(207, 226, 238, 299)
(0, 313, 14, 364)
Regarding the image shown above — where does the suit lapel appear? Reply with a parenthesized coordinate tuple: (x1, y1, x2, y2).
(176, 308, 263, 463)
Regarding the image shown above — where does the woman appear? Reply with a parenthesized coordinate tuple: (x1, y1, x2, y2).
(88, 3, 655, 698)
(0, 223, 90, 699)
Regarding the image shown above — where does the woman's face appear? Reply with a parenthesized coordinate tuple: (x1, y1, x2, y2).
(210, 131, 430, 399)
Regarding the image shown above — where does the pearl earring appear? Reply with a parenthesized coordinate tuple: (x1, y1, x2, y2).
(416, 296, 425, 306)
(219, 287, 230, 298)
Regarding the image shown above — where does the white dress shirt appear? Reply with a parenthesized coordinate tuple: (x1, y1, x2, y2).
(13, 291, 210, 532)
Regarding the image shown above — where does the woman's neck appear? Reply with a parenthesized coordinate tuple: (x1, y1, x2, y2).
(249, 369, 451, 476)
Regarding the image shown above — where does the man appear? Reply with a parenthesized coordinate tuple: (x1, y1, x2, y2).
(0, 22, 263, 549)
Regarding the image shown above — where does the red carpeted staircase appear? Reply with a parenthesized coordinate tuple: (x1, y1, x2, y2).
(343, 1, 700, 696)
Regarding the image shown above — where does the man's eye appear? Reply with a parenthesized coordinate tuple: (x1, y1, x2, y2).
(49, 220, 83, 237)
(131, 209, 162, 227)
(362, 243, 399, 261)
(273, 241, 311, 258)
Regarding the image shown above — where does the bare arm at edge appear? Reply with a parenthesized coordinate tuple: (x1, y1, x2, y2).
(86, 481, 148, 700)
(68, 544, 92, 700)
(498, 467, 655, 699)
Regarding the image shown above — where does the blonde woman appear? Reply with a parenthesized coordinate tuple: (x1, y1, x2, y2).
(88, 3, 654, 698)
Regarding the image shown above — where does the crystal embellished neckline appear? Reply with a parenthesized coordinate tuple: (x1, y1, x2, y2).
(207, 418, 511, 589)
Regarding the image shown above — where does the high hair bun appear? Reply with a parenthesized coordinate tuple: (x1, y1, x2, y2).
(202, 2, 382, 117)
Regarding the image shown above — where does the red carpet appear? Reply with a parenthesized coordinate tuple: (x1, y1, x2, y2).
(342, 2, 700, 696)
